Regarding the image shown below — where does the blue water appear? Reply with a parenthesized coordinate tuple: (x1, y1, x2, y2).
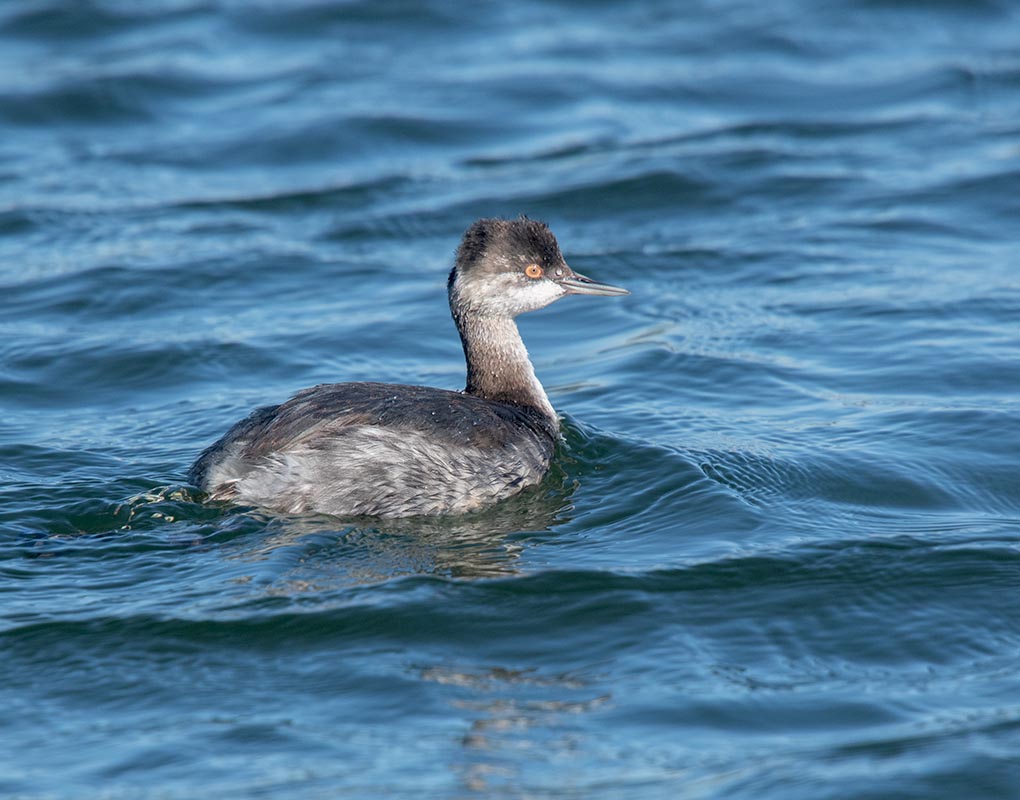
(2, 1, 1020, 797)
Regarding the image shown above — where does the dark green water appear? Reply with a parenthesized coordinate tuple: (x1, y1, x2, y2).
(2, 1, 1019, 797)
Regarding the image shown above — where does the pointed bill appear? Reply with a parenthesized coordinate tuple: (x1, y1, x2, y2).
(559, 270, 629, 296)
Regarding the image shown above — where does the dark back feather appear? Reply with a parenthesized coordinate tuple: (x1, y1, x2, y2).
(188, 382, 557, 487)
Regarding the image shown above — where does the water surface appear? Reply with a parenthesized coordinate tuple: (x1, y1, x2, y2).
(2, 1, 1020, 797)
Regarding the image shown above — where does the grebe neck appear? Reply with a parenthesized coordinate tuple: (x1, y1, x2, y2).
(453, 311, 556, 421)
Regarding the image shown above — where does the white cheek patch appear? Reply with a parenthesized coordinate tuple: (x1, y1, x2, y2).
(468, 274, 567, 316)
(513, 279, 566, 313)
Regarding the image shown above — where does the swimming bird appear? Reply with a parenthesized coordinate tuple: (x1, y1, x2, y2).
(188, 217, 628, 517)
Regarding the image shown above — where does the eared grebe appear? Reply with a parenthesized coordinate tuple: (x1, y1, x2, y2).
(189, 217, 628, 517)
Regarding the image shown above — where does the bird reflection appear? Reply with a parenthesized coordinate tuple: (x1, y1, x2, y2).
(220, 470, 577, 589)
(420, 664, 610, 795)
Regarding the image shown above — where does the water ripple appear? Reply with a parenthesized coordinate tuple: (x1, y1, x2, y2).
(3, 0, 1020, 796)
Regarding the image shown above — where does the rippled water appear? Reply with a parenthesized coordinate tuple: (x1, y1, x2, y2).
(2, 1, 1020, 797)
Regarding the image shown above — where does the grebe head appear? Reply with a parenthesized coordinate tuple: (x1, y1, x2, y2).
(448, 217, 629, 319)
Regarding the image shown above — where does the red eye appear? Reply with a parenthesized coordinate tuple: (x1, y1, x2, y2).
(525, 264, 543, 279)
